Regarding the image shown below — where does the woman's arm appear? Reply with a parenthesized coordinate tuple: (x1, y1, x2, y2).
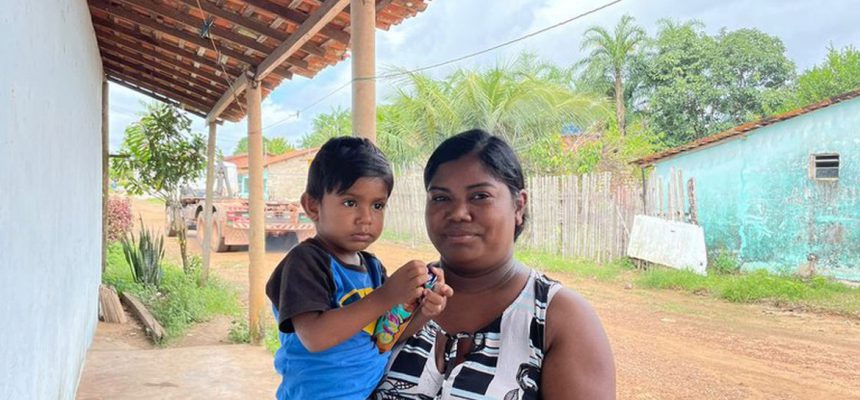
(541, 288, 616, 399)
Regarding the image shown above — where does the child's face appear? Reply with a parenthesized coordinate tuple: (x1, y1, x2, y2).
(303, 177, 389, 263)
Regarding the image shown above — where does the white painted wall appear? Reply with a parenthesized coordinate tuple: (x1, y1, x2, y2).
(0, 1, 104, 398)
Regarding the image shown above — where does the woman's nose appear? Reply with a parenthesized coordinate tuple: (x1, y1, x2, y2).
(447, 199, 471, 221)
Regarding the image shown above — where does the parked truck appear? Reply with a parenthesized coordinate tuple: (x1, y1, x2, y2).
(167, 161, 315, 252)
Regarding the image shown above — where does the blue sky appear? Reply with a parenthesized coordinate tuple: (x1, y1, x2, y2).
(107, 0, 860, 154)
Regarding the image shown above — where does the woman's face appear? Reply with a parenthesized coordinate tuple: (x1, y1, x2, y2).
(425, 154, 526, 273)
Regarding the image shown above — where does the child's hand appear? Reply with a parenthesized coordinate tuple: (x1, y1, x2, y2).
(418, 265, 453, 318)
(379, 260, 429, 307)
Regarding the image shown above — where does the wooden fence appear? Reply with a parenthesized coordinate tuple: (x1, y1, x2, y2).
(384, 171, 648, 263)
(644, 167, 698, 224)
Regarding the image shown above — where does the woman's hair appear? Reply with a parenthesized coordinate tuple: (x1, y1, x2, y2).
(424, 129, 528, 240)
(305, 136, 393, 200)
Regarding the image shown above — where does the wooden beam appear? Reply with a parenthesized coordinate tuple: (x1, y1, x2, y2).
(176, 0, 327, 57)
(206, 72, 249, 124)
(352, 0, 376, 142)
(117, 0, 273, 55)
(116, 0, 308, 76)
(101, 77, 109, 275)
(246, 81, 266, 345)
(256, 0, 348, 80)
(96, 28, 231, 88)
(92, 0, 259, 66)
(206, 0, 348, 123)
(106, 76, 213, 120)
(102, 53, 222, 101)
(100, 43, 228, 92)
(201, 120, 217, 285)
(245, 0, 351, 45)
(92, 16, 245, 79)
(104, 67, 217, 116)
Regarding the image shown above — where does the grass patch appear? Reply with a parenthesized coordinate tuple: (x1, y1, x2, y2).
(516, 248, 629, 281)
(636, 267, 860, 316)
(104, 243, 241, 344)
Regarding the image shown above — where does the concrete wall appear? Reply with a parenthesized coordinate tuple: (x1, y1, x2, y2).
(0, 1, 104, 398)
(267, 151, 316, 202)
(653, 98, 860, 280)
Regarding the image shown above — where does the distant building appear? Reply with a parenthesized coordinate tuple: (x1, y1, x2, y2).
(635, 90, 860, 281)
(225, 148, 318, 201)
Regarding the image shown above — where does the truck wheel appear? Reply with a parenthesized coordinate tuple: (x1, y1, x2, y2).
(197, 214, 228, 252)
(165, 208, 178, 237)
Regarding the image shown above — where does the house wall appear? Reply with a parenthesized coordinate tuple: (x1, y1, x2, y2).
(0, 1, 104, 398)
(653, 98, 860, 280)
(267, 152, 317, 202)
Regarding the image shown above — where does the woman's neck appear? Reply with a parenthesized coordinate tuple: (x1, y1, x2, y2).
(441, 255, 523, 294)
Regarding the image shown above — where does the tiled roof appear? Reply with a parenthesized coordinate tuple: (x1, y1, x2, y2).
(633, 88, 860, 166)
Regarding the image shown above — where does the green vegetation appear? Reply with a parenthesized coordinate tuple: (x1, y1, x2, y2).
(120, 221, 165, 288)
(112, 102, 207, 277)
(233, 135, 294, 155)
(104, 243, 241, 344)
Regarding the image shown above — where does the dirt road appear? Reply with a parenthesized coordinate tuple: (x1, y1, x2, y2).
(101, 198, 860, 399)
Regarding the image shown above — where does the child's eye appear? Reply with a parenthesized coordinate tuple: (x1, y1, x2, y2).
(343, 199, 357, 207)
(373, 202, 386, 210)
(430, 195, 449, 202)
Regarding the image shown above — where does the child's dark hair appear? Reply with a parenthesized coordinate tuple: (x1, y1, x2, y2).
(423, 129, 528, 240)
(305, 136, 394, 200)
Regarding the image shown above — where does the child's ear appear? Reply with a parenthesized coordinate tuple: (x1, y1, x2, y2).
(300, 192, 320, 222)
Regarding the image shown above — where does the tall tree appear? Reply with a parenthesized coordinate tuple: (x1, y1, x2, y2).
(300, 106, 352, 148)
(579, 14, 646, 136)
(640, 20, 795, 145)
(782, 45, 860, 111)
(112, 103, 206, 276)
(233, 135, 294, 155)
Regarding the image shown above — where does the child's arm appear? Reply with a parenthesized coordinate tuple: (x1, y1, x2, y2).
(292, 260, 430, 352)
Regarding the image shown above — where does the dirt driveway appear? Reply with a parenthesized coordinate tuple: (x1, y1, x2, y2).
(119, 198, 860, 399)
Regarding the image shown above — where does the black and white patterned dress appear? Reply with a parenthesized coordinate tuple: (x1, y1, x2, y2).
(374, 269, 562, 400)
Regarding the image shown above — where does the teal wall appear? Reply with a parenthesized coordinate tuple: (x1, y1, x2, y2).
(653, 98, 860, 280)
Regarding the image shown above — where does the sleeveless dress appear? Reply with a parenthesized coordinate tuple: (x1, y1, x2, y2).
(374, 269, 562, 400)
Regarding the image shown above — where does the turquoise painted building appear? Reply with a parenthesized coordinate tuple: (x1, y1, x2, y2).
(636, 90, 860, 281)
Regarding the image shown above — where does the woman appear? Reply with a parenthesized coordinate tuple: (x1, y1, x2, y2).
(375, 129, 616, 399)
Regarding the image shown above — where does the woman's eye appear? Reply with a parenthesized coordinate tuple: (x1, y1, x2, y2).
(471, 192, 490, 201)
(343, 199, 357, 207)
(373, 202, 386, 210)
(430, 195, 448, 202)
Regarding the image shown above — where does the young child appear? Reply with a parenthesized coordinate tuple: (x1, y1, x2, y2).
(265, 137, 452, 400)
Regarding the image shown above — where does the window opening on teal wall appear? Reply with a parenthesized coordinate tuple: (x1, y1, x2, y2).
(811, 153, 840, 180)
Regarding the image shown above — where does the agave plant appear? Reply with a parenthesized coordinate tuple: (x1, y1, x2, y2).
(121, 219, 165, 288)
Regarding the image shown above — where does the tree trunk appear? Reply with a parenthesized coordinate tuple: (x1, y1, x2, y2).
(614, 70, 626, 136)
(168, 199, 190, 274)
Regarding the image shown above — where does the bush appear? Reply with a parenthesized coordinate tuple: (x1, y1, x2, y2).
(121, 222, 165, 287)
(709, 249, 741, 275)
(106, 196, 133, 242)
(104, 243, 240, 344)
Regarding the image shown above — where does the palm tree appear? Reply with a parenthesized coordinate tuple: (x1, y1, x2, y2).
(580, 15, 646, 136)
(382, 57, 609, 172)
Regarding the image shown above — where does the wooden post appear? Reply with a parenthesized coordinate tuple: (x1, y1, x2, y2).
(247, 80, 266, 345)
(688, 178, 698, 225)
(102, 78, 109, 273)
(201, 121, 217, 285)
(351, 0, 376, 142)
